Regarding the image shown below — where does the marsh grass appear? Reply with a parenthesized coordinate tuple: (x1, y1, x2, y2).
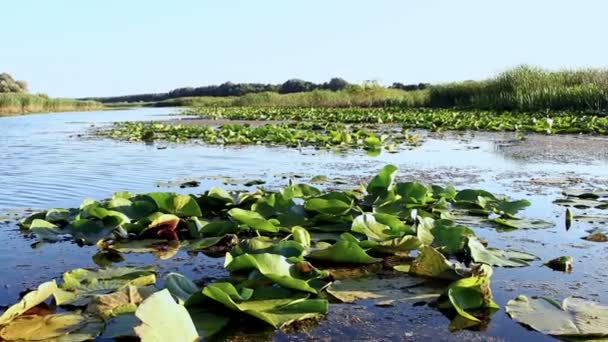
(177, 66, 608, 112)
(162, 86, 429, 109)
(0, 93, 102, 115)
(427, 65, 608, 111)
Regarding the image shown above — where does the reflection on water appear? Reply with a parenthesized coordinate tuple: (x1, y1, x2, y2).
(1, 108, 608, 341)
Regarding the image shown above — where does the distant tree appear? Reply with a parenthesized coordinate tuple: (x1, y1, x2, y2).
(322, 77, 349, 91)
(0, 73, 28, 93)
(278, 79, 316, 94)
(390, 82, 431, 91)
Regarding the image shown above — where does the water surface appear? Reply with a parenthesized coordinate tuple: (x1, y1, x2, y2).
(1, 108, 607, 341)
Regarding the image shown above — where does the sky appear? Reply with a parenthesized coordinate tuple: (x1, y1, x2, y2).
(2, 0, 608, 98)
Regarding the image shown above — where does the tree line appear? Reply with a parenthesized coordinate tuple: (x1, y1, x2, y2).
(82, 78, 430, 103)
(0, 73, 28, 93)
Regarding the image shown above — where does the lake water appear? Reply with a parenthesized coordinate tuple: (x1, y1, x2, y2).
(1, 107, 607, 341)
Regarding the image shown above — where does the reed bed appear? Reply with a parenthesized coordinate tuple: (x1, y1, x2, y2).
(0, 93, 102, 115)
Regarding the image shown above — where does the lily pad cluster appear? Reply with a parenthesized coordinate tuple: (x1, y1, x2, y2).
(103, 121, 421, 153)
(554, 189, 608, 241)
(184, 107, 608, 134)
(7, 165, 578, 340)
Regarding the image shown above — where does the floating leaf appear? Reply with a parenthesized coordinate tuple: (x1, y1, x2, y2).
(446, 265, 498, 323)
(544, 256, 574, 272)
(307, 240, 381, 264)
(0, 312, 104, 341)
(164, 273, 199, 305)
(405, 246, 463, 280)
(202, 283, 328, 328)
(146, 193, 202, 217)
(366, 164, 398, 196)
(228, 208, 279, 233)
(225, 253, 321, 293)
(304, 192, 354, 215)
(506, 295, 608, 338)
(0, 280, 58, 325)
(134, 289, 199, 342)
(86, 285, 156, 318)
(327, 276, 437, 305)
(30, 219, 65, 242)
(467, 238, 537, 267)
(55, 266, 157, 306)
(431, 220, 475, 254)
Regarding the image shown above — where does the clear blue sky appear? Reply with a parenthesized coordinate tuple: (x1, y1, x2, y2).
(3, 0, 607, 97)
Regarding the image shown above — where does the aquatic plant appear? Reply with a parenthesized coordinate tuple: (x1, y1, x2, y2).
(3, 165, 570, 339)
(103, 121, 422, 152)
(184, 106, 608, 134)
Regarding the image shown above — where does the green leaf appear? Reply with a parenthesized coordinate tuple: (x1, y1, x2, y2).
(431, 220, 476, 254)
(30, 219, 65, 242)
(291, 226, 311, 247)
(202, 283, 328, 328)
(188, 309, 230, 338)
(447, 267, 498, 323)
(506, 295, 608, 338)
(207, 187, 235, 204)
(467, 237, 537, 267)
(45, 208, 70, 223)
(224, 253, 320, 293)
(18, 211, 46, 229)
(146, 192, 202, 217)
(228, 208, 279, 233)
(134, 289, 199, 342)
(406, 246, 463, 280)
(544, 256, 574, 272)
(230, 237, 305, 260)
(366, 164, 398, 196)
(307, 240, 381, 264)
(164, 273, 199, 305)
(67, 219, 113, 244)
(395, 181, 431, 205)
(304, 192, 353, 215)
(493, 199, 531, 217)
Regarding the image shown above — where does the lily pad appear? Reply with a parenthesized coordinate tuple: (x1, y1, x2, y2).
(225, 253, 321, 293)
(0, 280, 58, 325)
(403, 246, 464, 280)
(164, 273, 200, 305)
(0, 312, 104, 341)
(55, 266, 157, 306)
(202, 283, 328, 328)
(467, 238, 537, 267)
(446, 265, 498, 323)
(506, 295, 608, 338)
(86, 285, 156, 318)
(544, 256, 574, 272)
(228, 208, 279, 233)
(307, 240, 382, 264)
(326, 276, 438, 305)
(134, 289, 199, 342)
(145, 193, 202, 217)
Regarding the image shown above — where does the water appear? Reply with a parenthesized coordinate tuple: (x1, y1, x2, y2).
(1, 107, 608, 341)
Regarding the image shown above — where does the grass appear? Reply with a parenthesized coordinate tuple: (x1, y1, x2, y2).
(425, 65, 608, 111)
(169, 66, 608, 112)
(158, 86, 428, 109)
(0, 93, 102, 115)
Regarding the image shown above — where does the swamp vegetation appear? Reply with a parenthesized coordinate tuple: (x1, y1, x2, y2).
(6, 164, 607, 341)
